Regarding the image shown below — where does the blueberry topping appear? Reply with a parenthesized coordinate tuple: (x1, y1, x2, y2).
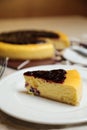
(0, 30, 59, 45)
(24, 69, 67, 83)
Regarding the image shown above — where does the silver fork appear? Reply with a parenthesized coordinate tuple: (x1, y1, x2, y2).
(0, 57, 8, 78)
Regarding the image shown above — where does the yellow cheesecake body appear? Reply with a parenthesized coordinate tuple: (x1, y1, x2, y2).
(52, 31, 70, 50)
(0, 41, 54, 60)
(24, 69, 82, 105)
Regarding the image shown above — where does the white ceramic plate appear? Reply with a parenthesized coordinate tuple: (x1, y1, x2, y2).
(63, 48, 87, 66)
(0, 65, 87, 125)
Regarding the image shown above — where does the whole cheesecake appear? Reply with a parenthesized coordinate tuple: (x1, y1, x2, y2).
(0, 30, 70, 60)
(23, 69, 82, 105)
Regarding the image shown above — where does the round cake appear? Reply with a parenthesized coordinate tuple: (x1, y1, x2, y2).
(0, 30, 70, 59)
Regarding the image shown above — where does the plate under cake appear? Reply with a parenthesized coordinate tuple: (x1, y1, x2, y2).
(24, 69, 82, 105)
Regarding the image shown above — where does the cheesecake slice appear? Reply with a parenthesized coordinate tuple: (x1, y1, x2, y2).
(23, 69, 82, 105)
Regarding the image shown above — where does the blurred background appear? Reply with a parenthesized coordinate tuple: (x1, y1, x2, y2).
(0, 0, 87, 19)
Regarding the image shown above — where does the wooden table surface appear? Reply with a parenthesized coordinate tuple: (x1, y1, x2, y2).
(0, 16, 87, 130)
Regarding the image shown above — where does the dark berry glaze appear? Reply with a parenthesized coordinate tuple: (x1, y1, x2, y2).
(0, 30, 59, 45)
(24, 69, 67, 83)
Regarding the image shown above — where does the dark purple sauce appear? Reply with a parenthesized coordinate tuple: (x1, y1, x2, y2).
(0, 30, 59, 45)
(24, 69, 67, 83)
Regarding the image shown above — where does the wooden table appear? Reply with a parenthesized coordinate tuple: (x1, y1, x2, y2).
(0, 16, 87, 130)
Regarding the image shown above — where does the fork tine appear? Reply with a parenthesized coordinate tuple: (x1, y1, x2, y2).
(0, 57, 7, 78)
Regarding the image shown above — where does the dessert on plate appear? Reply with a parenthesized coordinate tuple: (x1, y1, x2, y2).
(24, 69, 82, 105)
(0, 30, 70, 59)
